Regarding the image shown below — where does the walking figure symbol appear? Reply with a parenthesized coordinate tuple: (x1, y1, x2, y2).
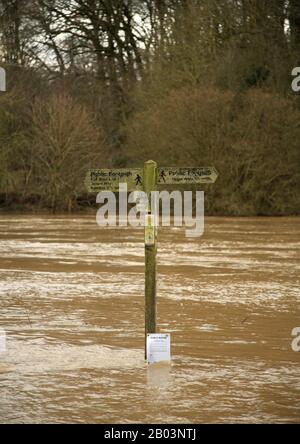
(159, 170, 166, 182)
(135, 174, 142, 186)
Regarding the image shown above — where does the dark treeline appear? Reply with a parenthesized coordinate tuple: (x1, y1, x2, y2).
(0, 0, 299, 214)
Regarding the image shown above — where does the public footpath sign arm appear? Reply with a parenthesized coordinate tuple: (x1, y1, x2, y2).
(157, 167, 218, 184)
(85, 168, 144, 192)
(86, 161, 219, 359)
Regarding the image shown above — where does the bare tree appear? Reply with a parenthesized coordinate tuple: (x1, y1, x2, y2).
(289, 0, 300, 47)
(30, 94, 103, 211)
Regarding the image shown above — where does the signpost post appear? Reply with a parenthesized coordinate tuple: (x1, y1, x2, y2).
(85, 160, 218, 359)
(143, 160, 157, 357)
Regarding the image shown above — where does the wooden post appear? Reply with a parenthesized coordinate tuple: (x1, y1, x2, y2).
(143, 160, 157, 359)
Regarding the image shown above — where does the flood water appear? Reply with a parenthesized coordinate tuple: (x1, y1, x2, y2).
(0, 215, 299, 424)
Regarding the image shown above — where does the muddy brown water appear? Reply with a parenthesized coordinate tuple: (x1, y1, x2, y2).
(0, 215, 299, 424)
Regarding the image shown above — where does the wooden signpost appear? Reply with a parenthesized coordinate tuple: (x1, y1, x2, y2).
(86, 160, 218, 359)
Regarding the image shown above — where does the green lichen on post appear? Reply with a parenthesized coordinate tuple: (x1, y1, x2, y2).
(143, 160, 157, 195)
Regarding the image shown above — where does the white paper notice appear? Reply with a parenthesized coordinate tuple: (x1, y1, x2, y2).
(147, 333, 171, 364)
(0, 328, 6, 354)
(0, 67, 6, 92)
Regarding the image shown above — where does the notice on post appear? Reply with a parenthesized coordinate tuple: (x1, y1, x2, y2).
(0, 329, 6, 354)
(147, 333, 171, 364)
